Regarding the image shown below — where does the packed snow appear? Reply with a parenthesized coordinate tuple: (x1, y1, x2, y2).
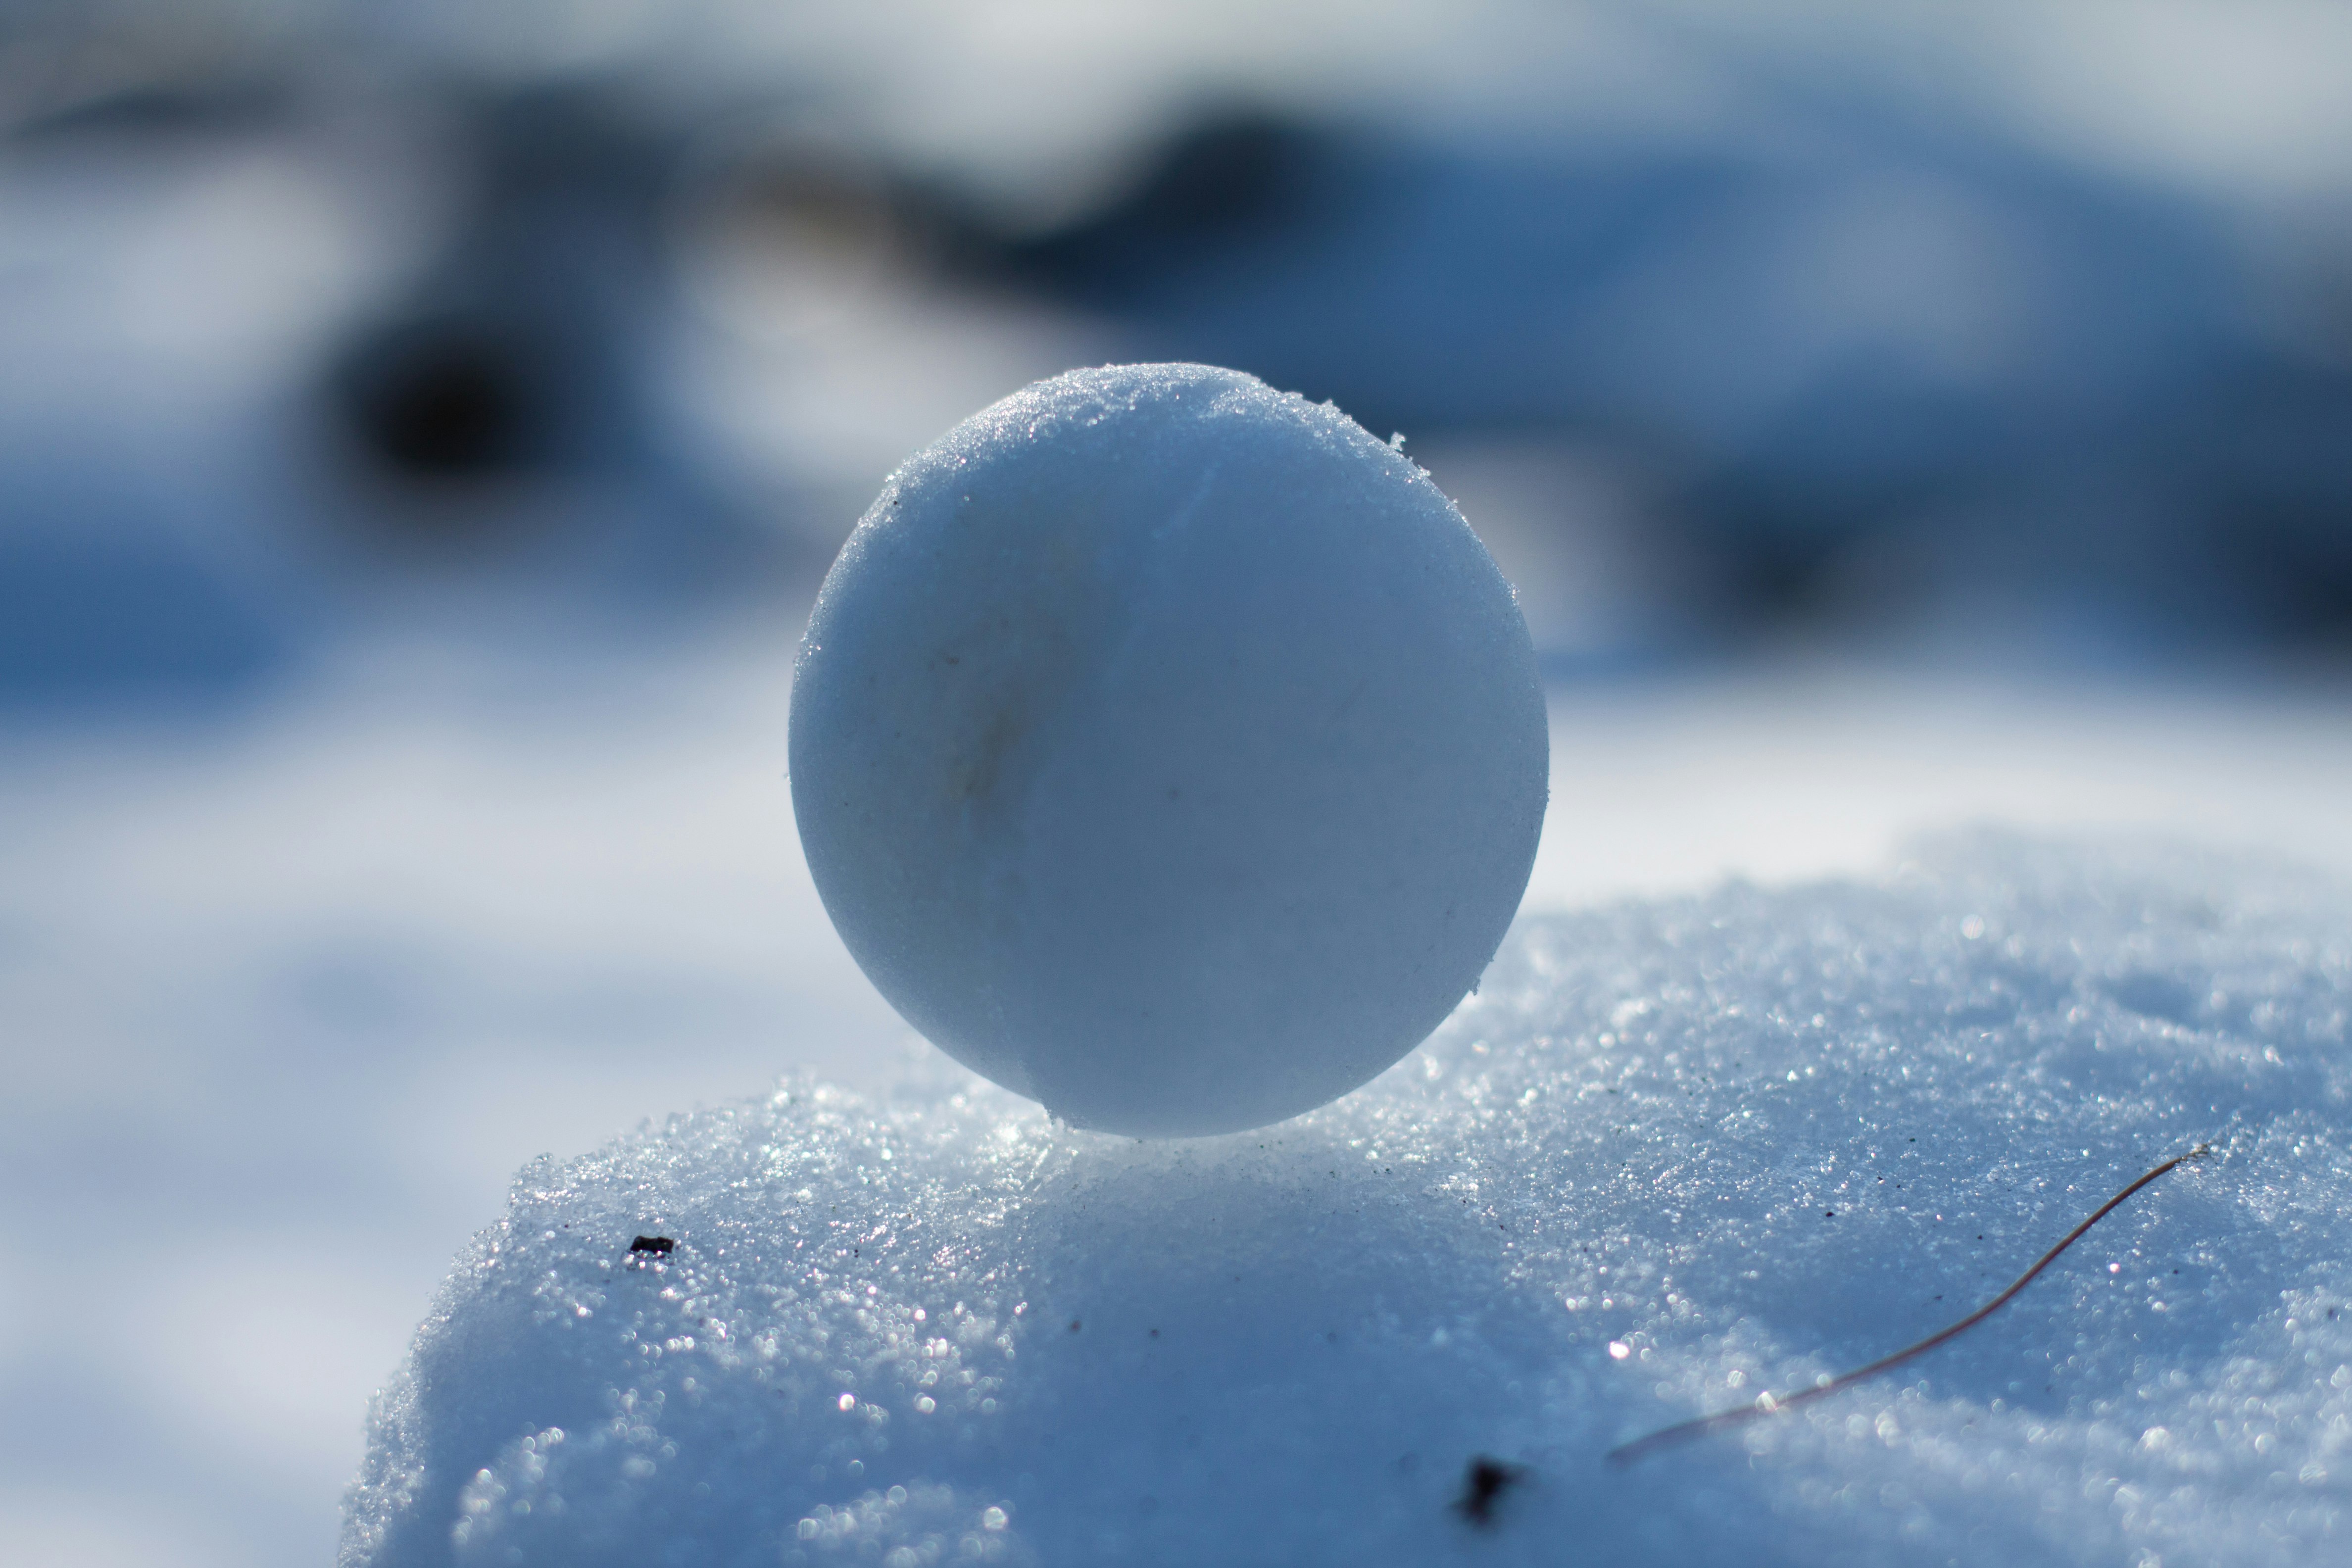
(792, 365, 1546, 1135)
(346, 833, 2352, 1566)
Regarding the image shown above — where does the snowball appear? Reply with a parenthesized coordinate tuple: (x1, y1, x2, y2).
(788, 363, 1547, 1136)
(344, 835, 2352, 1568)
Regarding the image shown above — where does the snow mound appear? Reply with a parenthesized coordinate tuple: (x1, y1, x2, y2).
(344, 835, 2352, 1567)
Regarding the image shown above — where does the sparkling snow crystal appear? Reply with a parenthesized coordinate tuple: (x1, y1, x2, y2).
(344, 835, 2352, 1566)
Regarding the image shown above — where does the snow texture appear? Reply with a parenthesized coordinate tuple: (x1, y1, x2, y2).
(791, 364, 1545, 1136)
(346, 834, 2352, 1567)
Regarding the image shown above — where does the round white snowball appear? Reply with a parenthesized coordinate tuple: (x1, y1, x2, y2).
(790, 364, 1547, 1136)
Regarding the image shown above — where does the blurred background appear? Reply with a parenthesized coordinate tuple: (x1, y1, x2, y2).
(3, 2, 2351, 1564)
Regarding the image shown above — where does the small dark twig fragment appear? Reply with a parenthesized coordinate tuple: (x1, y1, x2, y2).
(1453, 1455, 1524, 1526)
(1608, 1144, 2210, 1466)
(629, 1235, 675, 1255)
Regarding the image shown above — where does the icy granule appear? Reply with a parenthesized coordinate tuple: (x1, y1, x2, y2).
(344, 835, 2352, 1567)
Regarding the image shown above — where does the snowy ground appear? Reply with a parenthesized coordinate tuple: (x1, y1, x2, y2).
(5, 624, 2352, 1566)
(344, 821, 2352, 1567)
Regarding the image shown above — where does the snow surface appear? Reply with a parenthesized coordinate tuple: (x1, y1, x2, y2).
(793, 364, 1545, 1135)
(345, 833, 2352, 1567)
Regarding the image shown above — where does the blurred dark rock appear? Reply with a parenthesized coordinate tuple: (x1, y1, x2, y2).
(326, 82, 670, 500)
(336, 312, 549, 482)
(969, 104, 2352, 658)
